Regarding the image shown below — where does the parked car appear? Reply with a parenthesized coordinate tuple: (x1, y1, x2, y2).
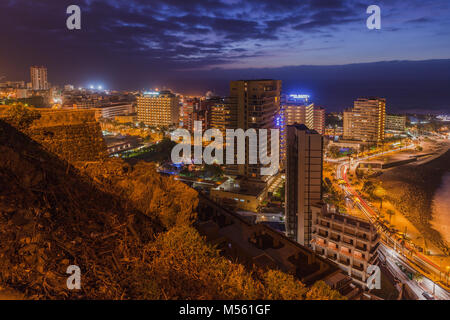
(422, 292, 435, 300)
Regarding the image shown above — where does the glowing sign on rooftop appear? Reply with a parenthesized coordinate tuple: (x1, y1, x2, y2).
(289, 94, 310, 99)
(143, 91, 160, 96)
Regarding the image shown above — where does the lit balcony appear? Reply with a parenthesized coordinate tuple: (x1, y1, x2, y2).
(315, 248, 325, 255)
(355, 244, 367, 251)
(330, 234, 341, 242)
(352, 273, 364, 282)
(343, 238, 354, 245)
(318, 230, 328, 238)
(352, 264, 364, 272)
(327, 253, 337, 260)
(339, 259, 350, 266)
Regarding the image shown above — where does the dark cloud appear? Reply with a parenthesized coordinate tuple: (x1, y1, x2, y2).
(0, 0, 449, 93)
(406, 17, 433, 24)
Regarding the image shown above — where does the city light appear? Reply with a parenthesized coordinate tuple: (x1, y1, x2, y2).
(143, 91, 160, 95)
(289, 94, 310, 99)
(1, 0, 449, 306)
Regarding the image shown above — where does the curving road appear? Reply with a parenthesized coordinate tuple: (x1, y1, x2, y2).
(337, 162, 450, 300)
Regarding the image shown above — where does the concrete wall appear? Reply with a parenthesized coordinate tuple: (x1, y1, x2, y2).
(0, 106, 107, 162)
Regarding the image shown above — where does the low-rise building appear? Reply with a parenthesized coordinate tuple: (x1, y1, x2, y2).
(385, 114, 406, 132)
(325, 126, 344, 137)
(114, 114, 138, 124)
(93, 103, 134, 120)
(104, 136, 140, 155)
(210, 178, 266, 212)
(327, 139, 371, 152)
(196, 194, 362, 299)
(0, 81, 26, 89)
(311, 210, 380, 288)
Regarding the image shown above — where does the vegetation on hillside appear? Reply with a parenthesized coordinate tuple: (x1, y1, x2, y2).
(3, 103, 41, 130)
(0, 118, 344, 300)
(128, 225, 344, 300)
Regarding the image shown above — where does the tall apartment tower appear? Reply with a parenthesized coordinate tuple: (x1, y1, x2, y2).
(279, 95, 325, 134)
(210, 97, 238, 132)
(343, 98, 386, 143)
(225, 79, 281, 181)
(285, 124, 323, 246)
(30, 66, 48, 90)
(313, 107, 325, 135)
(277, 95, 325, 165)
(137, 90, 179, 127)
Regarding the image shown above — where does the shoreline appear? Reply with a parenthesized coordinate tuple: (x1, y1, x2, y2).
(379, 143, 450, 253)
(431, 173, 450, 244)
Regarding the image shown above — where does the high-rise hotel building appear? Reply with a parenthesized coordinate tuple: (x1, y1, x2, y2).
(285, 124, 323, 246)
(211, 80, 281, 182)
(343, 98, 386, 143)
(137, 91, 179, 127)
(210, 97, 238, 132)
(30, 66, 48, 90)
(280, 95, 325, 134)
(277, 95, 325, 162)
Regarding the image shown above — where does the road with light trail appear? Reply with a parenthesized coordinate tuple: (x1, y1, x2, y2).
(336, 161, 450, 300)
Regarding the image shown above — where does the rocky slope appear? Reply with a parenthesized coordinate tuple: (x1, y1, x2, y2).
(0, 116, 343, 300)
(0, 119, 164, 299)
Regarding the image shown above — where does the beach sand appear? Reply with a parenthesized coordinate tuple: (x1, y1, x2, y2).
(431, 173, 450, 244)
(378, 140, 450, 253)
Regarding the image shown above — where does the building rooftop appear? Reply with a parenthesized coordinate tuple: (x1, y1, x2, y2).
(196, 194, 346, 287)
(233, 79, 278, 82)
(288, 123, 319, 135)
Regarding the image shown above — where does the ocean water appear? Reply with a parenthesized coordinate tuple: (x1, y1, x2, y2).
(432, 173, 450, 244)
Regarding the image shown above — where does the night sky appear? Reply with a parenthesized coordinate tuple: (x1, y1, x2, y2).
(1, 0, 450, 112)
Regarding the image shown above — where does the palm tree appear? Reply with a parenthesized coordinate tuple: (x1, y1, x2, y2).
(374, 185, 386, 210)
(386, 209, 395, 223)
